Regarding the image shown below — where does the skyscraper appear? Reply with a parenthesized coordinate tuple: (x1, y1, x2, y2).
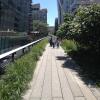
(70, 0, 91, 12)
(32, 3, 47, 23)
(57, 0, 100, 25)
(0, 0, 32, 32)
(57, 0, 74, 24)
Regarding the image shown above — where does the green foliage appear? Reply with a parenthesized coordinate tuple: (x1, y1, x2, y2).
(57, 4, 100, 52)
(61, 39, 78, 53)
(0, 39, 47, 100)
(33, 20, 48, 35)
(57, 13, 74, 39)
(73, 4, 100, 51)
(57, 23, 69, 39)
(64, 13, 73, 22)
(59, 4, 100, 87)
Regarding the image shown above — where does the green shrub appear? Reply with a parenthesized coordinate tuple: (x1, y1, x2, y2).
(0, 39, 47, 100)
(58, 4, 100, 87)
(61, 39, 78, 53)
(73, 4, 100, 52)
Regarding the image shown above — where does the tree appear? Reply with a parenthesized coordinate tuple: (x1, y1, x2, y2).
(33, 20, 48, 35)
(57, 23, 69, 39)
(64, 13, 73, 22)
(73, 4, 100, 51)
(57, 4, 100, 52)
(57, 4, 100, 82)
(57, 13, 73, 39)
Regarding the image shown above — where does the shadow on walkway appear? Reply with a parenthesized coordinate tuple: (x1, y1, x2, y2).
(56, 55, 96, 87)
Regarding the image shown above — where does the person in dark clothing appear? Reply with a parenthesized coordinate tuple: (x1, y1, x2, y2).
(56, 37, 60, 48)
(49, 37, 53, 47)
(52, 37, 56, 48)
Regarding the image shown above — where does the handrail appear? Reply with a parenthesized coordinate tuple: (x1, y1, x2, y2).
(0, 37, 45, 61)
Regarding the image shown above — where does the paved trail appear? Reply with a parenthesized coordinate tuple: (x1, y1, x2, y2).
(23, 45, 100, 100)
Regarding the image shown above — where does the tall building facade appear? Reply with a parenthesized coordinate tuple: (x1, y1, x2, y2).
(32, 3, 47, 23)
(55, 17, 58, 32)
(0, 0, 32, 32)
(70, 0, 100, 13)
(70, 0, 94, 12)
(57, 0, 74, 24)
(57, 0, 100, 25)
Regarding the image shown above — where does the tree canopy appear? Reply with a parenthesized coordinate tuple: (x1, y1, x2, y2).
(33, 20, 48, 35)
(57, 4, 100, 52)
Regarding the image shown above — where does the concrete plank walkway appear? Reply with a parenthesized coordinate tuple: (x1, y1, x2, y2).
(23, 44, 100, 100)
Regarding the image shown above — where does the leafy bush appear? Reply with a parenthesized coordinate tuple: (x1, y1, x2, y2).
(33, 20, 48, 35)
(57, 13, 73, 39)
(73, 4, 100, 52)
(61, 39, 78, 53)
(57, 23, 69, 39)
(58, 4, 100, 87)
(58, 4, 100, 53)
(0, 39, 47, 100)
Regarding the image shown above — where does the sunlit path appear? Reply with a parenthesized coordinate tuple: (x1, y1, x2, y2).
(23, 44, 100, 100)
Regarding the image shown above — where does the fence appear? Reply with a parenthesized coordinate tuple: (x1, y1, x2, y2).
(0, 37, 45, 73)
(0, 36, 30, 54)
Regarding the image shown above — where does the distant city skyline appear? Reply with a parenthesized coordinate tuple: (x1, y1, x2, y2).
(32, 0, 58, 26)
(32, 4, 47, 23)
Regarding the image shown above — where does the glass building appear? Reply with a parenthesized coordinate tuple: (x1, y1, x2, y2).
(57, 0, 100, 25)
(57, 0, 74, 24)
(32, 3, 47, 23)
(0, 0, 32, 32)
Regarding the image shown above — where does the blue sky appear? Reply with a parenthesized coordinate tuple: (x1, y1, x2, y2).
(32, 0, 58, 26)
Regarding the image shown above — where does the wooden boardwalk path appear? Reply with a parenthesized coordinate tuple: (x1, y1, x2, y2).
(23, 45, 100, 100)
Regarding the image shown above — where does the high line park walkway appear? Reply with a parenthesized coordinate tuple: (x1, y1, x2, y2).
(23, 44, 100, 100)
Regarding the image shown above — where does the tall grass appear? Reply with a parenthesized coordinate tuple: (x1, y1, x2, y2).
(61, 39, 78, 53)
(0, 39, 47, 100)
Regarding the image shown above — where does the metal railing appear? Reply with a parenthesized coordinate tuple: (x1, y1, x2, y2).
(0, 37, 45, 62)
(0, 36, 30, 54)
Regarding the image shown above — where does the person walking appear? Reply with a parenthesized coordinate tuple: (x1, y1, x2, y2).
(49, 36, 53, 47)
(56, 37, 60, 48)
(52, 36, 56, 48)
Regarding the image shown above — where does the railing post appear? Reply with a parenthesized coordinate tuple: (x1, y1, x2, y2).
(0, 59, 4, 74)
(22, 48, 25, 54)
(32, 44, 34, 47)
(12, 53, 15, 62)
(28, 46, 31, 51)
(0, 59, 2, 67)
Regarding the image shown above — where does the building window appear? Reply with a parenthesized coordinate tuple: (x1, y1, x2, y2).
(60, 0, 63, 4)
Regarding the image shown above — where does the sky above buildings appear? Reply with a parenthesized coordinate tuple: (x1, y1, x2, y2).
(32, 0, 58, 26)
